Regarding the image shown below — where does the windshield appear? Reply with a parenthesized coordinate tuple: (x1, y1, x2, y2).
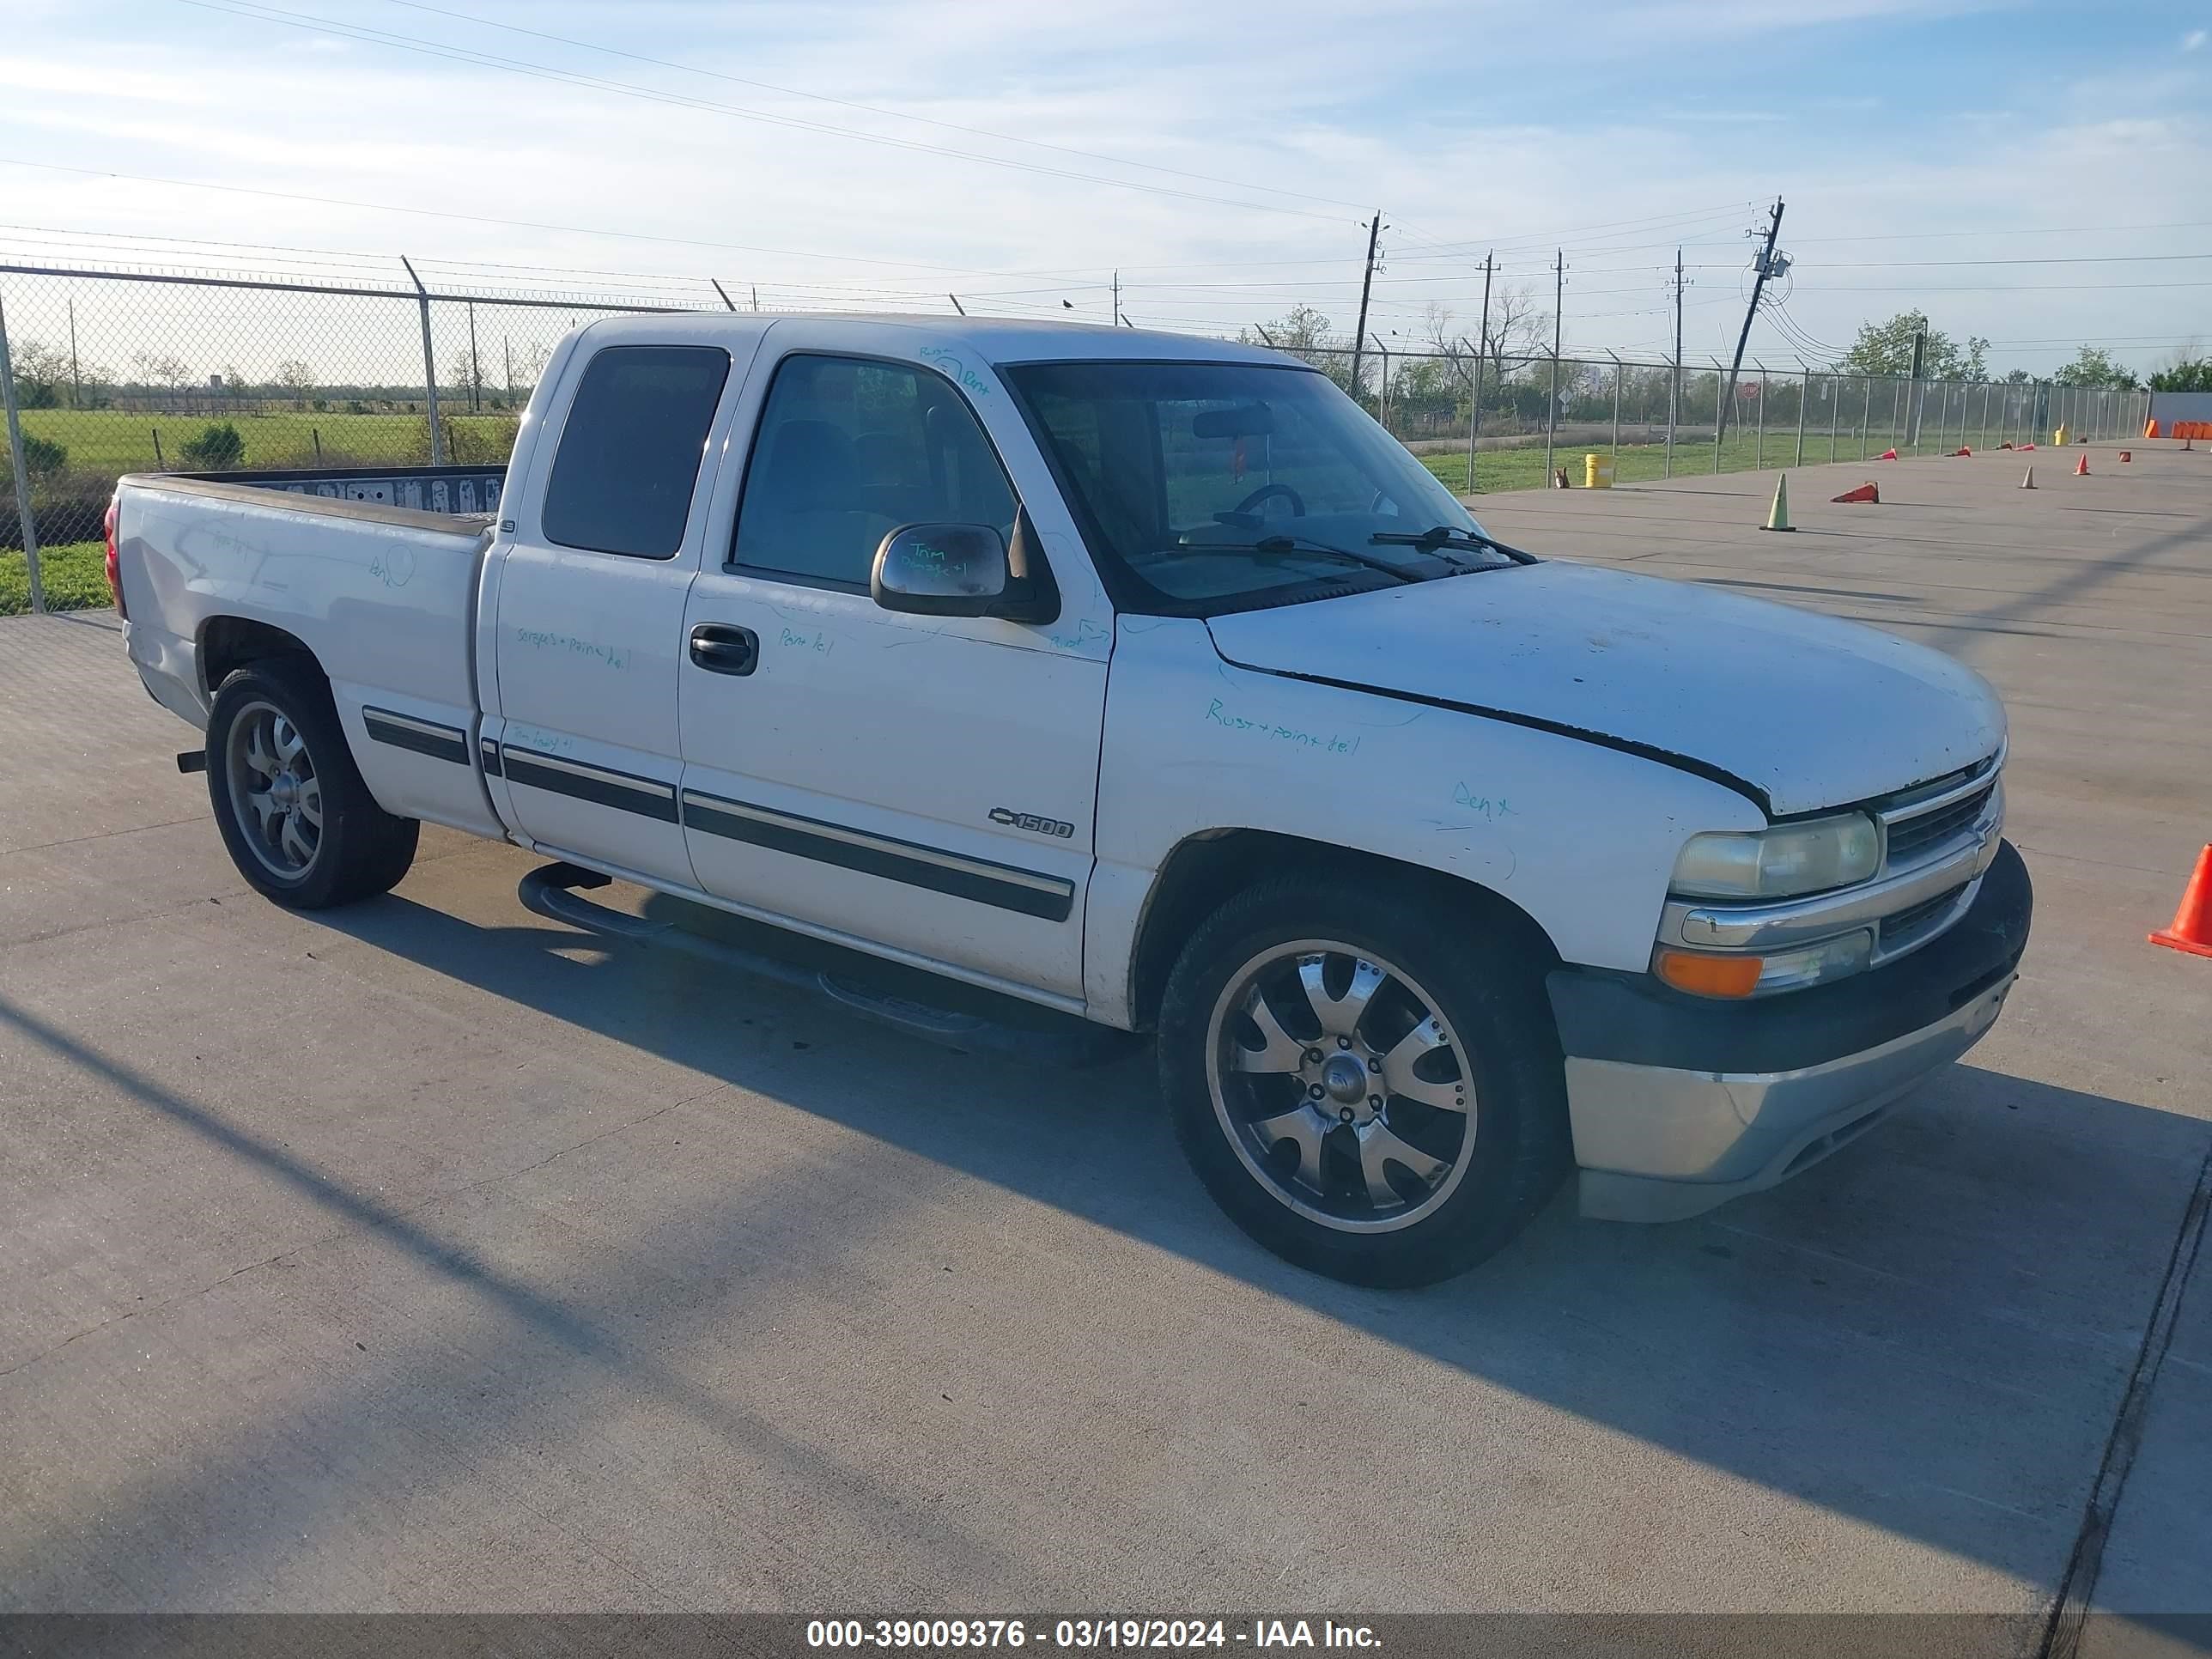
(1003, 360, 1496, 611)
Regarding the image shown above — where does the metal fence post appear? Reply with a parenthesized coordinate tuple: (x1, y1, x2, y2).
(1754, 361, 1766, 470)
(1607, 351, 1622, 459)
(401, 256, 447, 466)
(1710, 359, 1723, 473)
(1544, 349, 1559, 479)
(0, 289, 46, 615)
(1462, 335, 1484, 498)
(1796, 365, 1808, 466)
(1860, 375, 1870, 461)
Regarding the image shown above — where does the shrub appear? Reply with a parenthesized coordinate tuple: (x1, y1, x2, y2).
(179, 422, 246, 469)
(21, 434, 67, 475)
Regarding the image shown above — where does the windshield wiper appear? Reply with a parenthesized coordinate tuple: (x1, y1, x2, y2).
(1369, 525, 1535, 566)
(1182, 534, 1421, 585)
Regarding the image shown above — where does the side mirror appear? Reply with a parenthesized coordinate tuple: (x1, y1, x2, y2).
(871, 507, 1060, 625)
(872, 523, 1006, 616)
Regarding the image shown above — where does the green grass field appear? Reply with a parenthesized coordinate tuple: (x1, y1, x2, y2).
(3, 416, 2024, 616)
(1417, 426, 1998, 495)
(17, 407, 521, 472)
(3, 541, 106, 615)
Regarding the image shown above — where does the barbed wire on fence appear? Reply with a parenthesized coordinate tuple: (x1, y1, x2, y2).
(2, 252, 2155, 614)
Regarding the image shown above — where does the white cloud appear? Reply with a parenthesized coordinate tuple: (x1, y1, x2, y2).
(0, 0, 2203, 378)
(2184, 27, 2207, 50)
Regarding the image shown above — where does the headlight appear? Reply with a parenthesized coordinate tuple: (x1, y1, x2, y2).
(1671, 812, 1881, 900)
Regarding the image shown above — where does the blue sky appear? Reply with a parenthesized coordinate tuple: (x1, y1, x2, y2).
(2, 0, 2207, 375)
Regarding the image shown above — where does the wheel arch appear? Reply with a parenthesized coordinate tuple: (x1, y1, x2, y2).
(198, 616, 325, 702)
(1126, 828, 1562, 1033)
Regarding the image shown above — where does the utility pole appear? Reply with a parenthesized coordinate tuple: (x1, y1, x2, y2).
(1112, 270, 1120, 326)
(1468, 252, 1494, 496)
(710, 279, 738, 312)
(947, 295, 967, 316)
(1905, 327, 1927, 447)
(1545, 248, 1563, 477)
(1668, 247, 1683, 477)
(1349, 211, 1384, 408)
(1716, 197, 1784, 448)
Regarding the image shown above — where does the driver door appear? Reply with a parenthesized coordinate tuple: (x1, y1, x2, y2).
(677, 334, 1110, 1001)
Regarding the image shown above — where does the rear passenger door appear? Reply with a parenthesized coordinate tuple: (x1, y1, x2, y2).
(488, 336, 751, 887)
(677, 339, 1110, 1001)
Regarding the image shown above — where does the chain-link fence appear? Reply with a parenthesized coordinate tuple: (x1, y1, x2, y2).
(1286, 338, 2152, 496)
(2, 258, 2156, 614)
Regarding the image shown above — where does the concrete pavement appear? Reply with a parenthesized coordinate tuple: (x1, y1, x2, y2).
(1, 445, 2205, 1643)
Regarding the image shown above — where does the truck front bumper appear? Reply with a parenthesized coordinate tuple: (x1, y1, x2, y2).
(1547, 840, 2032, 1223)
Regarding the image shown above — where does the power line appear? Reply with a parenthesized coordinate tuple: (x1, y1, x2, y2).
(1795, 279, 2212, 293)
(1779, 220, 2212, 245)
(371, 0, 1374, 216)
(171, 0, 1352, 225)
(0, 156, 1054, 275)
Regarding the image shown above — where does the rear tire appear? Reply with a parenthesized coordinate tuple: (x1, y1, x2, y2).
(1158, 875, 1571, 1287)
(205, 659, 419, 909)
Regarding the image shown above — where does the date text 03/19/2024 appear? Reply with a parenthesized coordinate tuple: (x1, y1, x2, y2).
(805, 1620, 1381, 1650)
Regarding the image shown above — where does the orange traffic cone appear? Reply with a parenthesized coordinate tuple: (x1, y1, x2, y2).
(2150, 845, 2212, 957)
(2145, 419, 2160, 439)
(2075, 453, 2090, 477)
(1879, 447, 1899, 460)
(2020, 467, 2036, 489)
(1951, 445, 1972, 457)
(2021, 442, 2038, 452)
(1832, 482, 1879, 503)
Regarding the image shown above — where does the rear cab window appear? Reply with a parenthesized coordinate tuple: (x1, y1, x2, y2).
(541, 344, 732, 558)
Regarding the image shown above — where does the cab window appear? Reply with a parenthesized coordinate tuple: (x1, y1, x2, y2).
(732, 355, 1017, 586)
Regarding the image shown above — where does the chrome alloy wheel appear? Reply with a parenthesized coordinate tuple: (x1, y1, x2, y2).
(1206, 941, 1474, 1233)
(225, 697, 324, 879)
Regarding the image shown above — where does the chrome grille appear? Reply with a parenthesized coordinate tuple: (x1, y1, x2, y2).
(1886, 783, 1996, 866)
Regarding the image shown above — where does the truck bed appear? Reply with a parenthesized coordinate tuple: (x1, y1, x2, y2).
(114, 465, 507, 841)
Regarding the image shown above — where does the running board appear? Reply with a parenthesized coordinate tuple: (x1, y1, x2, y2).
(518, 860, 1135, 1068)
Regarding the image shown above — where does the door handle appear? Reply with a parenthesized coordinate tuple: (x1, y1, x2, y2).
(690, 623, 758, 676)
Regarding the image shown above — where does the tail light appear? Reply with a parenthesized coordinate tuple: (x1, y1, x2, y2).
(103, 495, 125, 618)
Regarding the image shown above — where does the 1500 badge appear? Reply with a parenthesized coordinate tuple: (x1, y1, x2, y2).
(990, 807, 1075, 839)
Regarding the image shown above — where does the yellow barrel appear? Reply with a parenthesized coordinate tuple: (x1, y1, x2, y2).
(1584, 453, 1614, 489)
(2054, 423, 2070, 447)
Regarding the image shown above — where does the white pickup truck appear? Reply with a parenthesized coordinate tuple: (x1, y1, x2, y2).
(109, 314, 2030, 1285)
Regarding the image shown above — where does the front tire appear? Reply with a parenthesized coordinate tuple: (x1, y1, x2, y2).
(1158, 876, 1570, 1287)
(205, 659, 418, 909)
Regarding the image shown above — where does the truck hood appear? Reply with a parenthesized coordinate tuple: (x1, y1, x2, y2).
(1204, 561, 2004, 817)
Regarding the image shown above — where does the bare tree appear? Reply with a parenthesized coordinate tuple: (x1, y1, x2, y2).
(275, 359, 317, 408)
(132, 350, 195, 409)
(1480, 281, 1549, 382)
(7, 338, 70, 406)
(1420, 303, 1474, 378)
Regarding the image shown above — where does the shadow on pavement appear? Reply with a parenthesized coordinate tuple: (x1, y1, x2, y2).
(4, 876, 2206, 1619)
